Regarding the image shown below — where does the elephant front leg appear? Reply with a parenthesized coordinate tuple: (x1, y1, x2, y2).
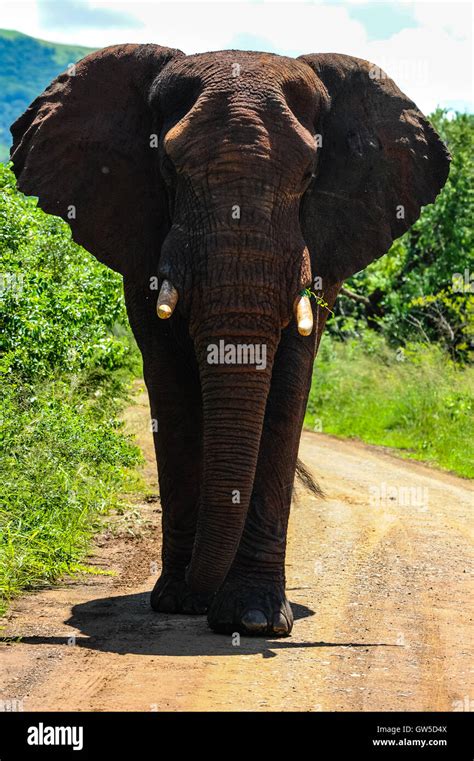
(124, 284, 210, 614)
(207, 324, 317, 636)
(150, 398, 201, 613)
(136, 343, 208, 611)
(149, 389, 210, 614)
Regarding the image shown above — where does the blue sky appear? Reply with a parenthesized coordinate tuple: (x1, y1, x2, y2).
(0, 0, 472, 114)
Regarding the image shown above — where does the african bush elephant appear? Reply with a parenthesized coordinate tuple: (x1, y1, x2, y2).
(10, 45, 450, 636)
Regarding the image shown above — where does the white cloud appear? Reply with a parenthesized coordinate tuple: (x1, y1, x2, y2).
(366, 20, 472, 111)
(0, 1, 40, 36)
(0, 0, 471, 112)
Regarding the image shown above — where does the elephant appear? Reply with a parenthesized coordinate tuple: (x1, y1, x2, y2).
(10, 45, 450, 636)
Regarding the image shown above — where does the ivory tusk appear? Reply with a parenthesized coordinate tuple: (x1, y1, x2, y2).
(294, 294, 313, 336)
(156, 280, 178, 319)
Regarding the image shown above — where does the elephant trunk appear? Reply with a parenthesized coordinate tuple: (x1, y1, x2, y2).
(185, 318, 278, 595)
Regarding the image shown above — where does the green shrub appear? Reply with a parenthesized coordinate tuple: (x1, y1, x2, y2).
(0, 162, 132, 382)
(0, 377, 142, 613)
(0, 162, 143, 614)
(329, 111, 474, 363)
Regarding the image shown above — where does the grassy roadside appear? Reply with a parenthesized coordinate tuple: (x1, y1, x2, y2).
(0, 366, 146, 615)
(0, 163, 146, 615)
(305, 333, 474, 479)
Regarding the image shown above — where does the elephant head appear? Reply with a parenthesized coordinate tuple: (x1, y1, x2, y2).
(10, 45, 450, 595)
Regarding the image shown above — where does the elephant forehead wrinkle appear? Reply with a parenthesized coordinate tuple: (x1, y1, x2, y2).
(167, 103, 272, 156)
(227, 108, 270, 145)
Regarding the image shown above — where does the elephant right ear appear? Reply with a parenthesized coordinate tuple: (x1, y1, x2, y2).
(10, 43, 184, 279)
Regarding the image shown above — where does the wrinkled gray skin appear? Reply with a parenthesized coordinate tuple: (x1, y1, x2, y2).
(10, 46, 450, 635)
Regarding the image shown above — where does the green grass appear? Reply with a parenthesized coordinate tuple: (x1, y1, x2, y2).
(305, 333, 474, 478)
(0, 370, 143, 615)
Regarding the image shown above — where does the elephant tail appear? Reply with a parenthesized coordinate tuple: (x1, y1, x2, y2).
(295, 458, 324, 499)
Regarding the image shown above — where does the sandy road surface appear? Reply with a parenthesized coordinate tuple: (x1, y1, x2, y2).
(1, 383, 472, 711)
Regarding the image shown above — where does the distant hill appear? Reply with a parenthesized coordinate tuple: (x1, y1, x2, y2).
(0, 29, 94, 162)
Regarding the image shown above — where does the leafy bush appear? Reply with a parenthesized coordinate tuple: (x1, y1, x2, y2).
(0, 379, 142, 612)
(329, 111, 474, 363)
(0, 162, 143, 613)
(0, 163, 131, 381)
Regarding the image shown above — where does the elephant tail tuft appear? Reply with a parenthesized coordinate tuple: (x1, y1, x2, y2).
(295, 458, 324, 500)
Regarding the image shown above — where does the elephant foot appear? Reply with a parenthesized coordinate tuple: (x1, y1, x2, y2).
(207, 576, 293, 636)
(150, 573, 212, 614)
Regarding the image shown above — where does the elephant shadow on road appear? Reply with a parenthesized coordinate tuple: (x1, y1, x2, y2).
(13, 591, 395, 657)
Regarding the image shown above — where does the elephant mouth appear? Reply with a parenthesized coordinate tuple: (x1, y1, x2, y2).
(156, 277, 315, 338)
(156, 197, 315, 336)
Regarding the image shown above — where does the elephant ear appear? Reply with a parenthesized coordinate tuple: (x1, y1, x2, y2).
(298, 53, 451, 287)
(10, 43, 184, 279)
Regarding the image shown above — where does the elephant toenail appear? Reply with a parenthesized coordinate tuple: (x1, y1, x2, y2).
(241, 609, 268, 632)
(273, 612, 290, 633)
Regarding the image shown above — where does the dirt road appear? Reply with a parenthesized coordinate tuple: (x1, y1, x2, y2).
(1, 382, 472, 711)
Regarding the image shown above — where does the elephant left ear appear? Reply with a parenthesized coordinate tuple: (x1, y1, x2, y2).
(10, 43, 184, 280)
(298, 53, 451, 287)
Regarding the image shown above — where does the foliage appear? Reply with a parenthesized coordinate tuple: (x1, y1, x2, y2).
(0, 163, 133, 381)
(305, 333, 474, 478)
(0, 378, 142, 614)
(329, 111, 474, 363)
(309, 113, 473, 475)
(0, 162, 142, 614)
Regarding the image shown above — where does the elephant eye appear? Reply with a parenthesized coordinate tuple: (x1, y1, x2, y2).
(302, 164, 317, 189)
